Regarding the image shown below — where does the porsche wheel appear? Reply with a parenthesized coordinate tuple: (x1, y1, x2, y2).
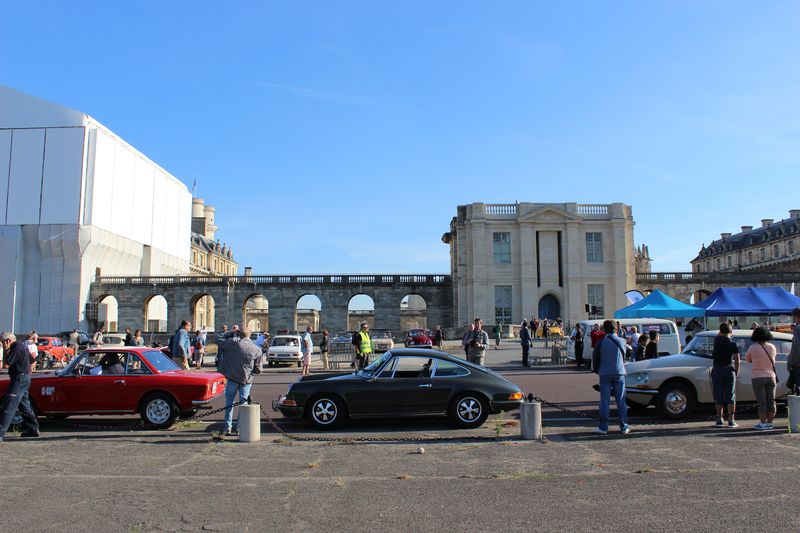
(140, 392, 179, 429)
(450, 393, 489, 429)
(307, 395, 344, 429)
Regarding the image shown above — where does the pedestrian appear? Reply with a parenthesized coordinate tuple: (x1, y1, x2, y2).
(520, 321, 531, 367)
(216, 324, 229, 370)
(320, 330, 330, 370)
(542, 320, 550, 339)
(133, 329, 144, 347)
(68, 328, 80, 352)
(192, 329, 205, 369)
(629, 326, 639, 352)
(466, 318, 489, 366)
(301, 326, 313, 376)
(532, 318, 539, 339)
(590, 323, 605, 348)
(25, 330, 39, 371)
(92, 329, 104, 346)
(123, 327, 133, 346)
(644, 330, 659, 359)
(353, 322, 373, 370)
(751, 322, 759, 330)
(711, 322, 740, 428)
(434, 325, 444, 350)
(493, 323, 502, 350)
(573, 323, 585, 369)
(591, 320, 630, 435)
(462, 323, 474, 358)
(0, 332, 41, 442)
(170, 320, 192, 371)
(745, 327, 777, 430)
(634, 334, 649, 362)
(788, 308, 800, 394)
(217, 326, 260, 436)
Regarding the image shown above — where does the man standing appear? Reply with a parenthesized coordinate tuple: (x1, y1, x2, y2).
(711, 322, 740, 427)
(300, 326, 313, 376)
(466, 318, 489, 366)
(217, 327, 261, 436)
(788, 308, 800, 394)
(590, 323, 605, 348)
(493, 323, 502, 350)
(434, 325, 444, 350)
(532, 318, 539, 339)
(25, 331, 39, 371)
(68, 329, 80, 352)
(353, 323, 373, 370)
(520, 321, 531, 367)
(170, 320, 191, 371)
(216, 324, 229, 370)
(0, 333, 41, 441)
(591, 320, 629, 435)
(123, 327, 133, 346)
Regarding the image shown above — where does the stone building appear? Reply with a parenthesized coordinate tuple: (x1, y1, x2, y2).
(442, 202, 638, 327)
(189, 197, 239, 329)
(692, 210, 800, 274)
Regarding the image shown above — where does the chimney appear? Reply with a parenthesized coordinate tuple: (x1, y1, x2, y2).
(761, 219, 774, 228)
(244, 266, 252, 276)
(741, 226, 753, 233)
(721, 233, 732, 239)
(790, 210, 800, 219)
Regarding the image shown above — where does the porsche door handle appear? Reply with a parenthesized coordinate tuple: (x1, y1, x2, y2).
(114, 380, 126, 385)
(418, 383, 432, 388)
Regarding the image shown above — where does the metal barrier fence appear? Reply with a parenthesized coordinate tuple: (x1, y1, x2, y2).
(329, 342, 356, 369)
(528, 337, 569, 366)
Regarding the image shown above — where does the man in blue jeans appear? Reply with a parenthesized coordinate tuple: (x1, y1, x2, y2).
(217, 326, 261, 436)
(591, 320, 629, 435)
(0, 332, 41, 442)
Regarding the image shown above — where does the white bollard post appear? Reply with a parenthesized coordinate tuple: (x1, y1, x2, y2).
(238, 403, 261, 442)
(788, 395, 800, 434)
(520, 401, 542, 440)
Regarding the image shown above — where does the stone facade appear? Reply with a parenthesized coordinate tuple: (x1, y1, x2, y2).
(442, 202, 637, 327)
(692, 210, 800, 274)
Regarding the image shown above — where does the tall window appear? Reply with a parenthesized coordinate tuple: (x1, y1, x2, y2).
(715, 258, 721, 270)
(759, 248, 766, 261)
(493, 232, 511, 264)
(773, 244, 780, 258)
(726, 255, 732, 268)
(586, 233, 603, 263)
(588, 284, 604, 319)
(494, 285, 512, 325)
(747, 251, 753, 264)
(789, 240, 796, 255)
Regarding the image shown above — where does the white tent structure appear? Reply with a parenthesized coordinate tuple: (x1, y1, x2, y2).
(0, 85, 192, 333)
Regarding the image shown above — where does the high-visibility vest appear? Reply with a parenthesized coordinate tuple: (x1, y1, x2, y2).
(356, 331, 372, 354)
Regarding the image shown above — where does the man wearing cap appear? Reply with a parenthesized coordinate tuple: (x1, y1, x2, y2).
(0, 332, 41, 441)
(353, 323, 373, 370)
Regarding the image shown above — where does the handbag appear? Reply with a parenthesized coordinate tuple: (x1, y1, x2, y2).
(759, 344, 779, 385)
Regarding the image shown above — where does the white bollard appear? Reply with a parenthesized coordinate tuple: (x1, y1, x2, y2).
(238, 403, 261, 442)
(520, 401, 542, 440)
(788, 395, 800, 434)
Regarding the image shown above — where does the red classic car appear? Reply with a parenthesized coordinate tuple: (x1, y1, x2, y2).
(404, 328, 434, 348)
(35, 336, 75, 369)
(1, 347, 226, 429)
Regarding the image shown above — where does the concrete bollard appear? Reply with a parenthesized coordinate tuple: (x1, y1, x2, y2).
(238, 403, 261, 442)
(520, 401, 542, 440)
(788, 395, 800, 434)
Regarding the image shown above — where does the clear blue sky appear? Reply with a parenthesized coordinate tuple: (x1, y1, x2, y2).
(2, 1, 799, 274)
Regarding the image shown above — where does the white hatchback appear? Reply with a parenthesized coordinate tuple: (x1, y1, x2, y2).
(266, 335, 304, 367)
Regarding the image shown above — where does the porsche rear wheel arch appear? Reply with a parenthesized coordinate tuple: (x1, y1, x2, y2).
(449, 392, 489, 429)
(139, 391, 180, 429)
(306, 393, 346, 429)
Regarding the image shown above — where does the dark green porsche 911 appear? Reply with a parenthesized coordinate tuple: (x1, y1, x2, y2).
(273, 348, 523, 429)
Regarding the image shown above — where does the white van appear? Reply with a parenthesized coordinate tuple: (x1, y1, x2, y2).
(568, 318, 681, 364)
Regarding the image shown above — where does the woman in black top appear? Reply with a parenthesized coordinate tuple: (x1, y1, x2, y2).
(644, 331, 659, 359)
(711, 322, 740, 427)
(319, 330, 330, 370)
(635, 334, 649, 362)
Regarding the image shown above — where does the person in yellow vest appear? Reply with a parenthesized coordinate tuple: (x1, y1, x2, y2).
(353, 322, 373, 370)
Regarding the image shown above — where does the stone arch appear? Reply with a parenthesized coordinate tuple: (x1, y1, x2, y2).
(348, 294, 375, 331)
(190, 293, 216, 331)
(400, 293, 427, 330)
(537, 293, 561, 321)
(144, 294, 168, 333)
(296, 294, 322, 332)
(243, 293, 270, 333)
(691, 289, 712, 303)
(96, 294, 119, 333)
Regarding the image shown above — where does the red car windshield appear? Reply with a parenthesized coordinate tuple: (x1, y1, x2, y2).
(142, 350, 180, 372)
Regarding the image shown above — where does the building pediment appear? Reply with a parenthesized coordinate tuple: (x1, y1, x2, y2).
(517, 205, 582, 223)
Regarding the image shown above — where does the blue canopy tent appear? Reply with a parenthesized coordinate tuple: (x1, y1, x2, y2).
(694, 286, 800, 317)
(614, 289, 705, 319)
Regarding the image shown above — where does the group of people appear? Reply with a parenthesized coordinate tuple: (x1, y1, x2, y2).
(566, 322, 661, 370)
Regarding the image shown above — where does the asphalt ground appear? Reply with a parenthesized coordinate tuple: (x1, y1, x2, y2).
(3, 342, 800, 532)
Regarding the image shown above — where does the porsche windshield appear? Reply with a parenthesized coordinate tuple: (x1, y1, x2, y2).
(358, 352, 392, 376)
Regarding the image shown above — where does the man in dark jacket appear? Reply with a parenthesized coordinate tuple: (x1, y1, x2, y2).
(520, 321, 531, 367)
(0, 332, 40, 441)
(217, 327, 261, 436)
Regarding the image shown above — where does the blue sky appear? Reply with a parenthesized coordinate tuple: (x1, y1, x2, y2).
(2, 1, 799, 273)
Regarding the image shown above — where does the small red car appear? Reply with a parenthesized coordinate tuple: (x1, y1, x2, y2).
(35, 337, 75, 368)
(0, 347, 226, 428)
(404, 329, 434, 348)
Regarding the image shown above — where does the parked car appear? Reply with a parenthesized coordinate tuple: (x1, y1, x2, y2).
(2, 347, 226, 428)
(56, 330, 92, 349)
(266, 335, 304, 367)
(35, 337, 75, 369)
(404, 329, 434, 348)
(624, 329, 794, 419)
(371, 331, 395, 353)
(273, 348, 524, 429)
(101, 334, 127, 346)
